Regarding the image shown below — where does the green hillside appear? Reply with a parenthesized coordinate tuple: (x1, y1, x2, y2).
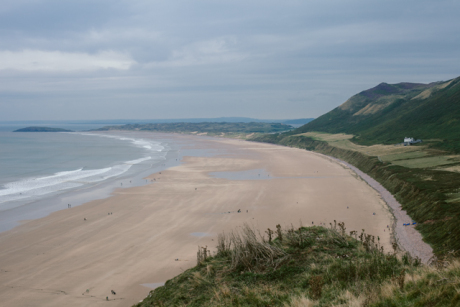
(295, 76, 460, 152)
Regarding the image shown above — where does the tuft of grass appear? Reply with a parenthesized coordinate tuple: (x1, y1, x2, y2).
(374, 259, 460, 306)
(283, 295, 316, 307)
(219, 224, 288, 272)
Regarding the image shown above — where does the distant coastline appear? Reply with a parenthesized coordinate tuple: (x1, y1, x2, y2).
(13, 126, 73, 132)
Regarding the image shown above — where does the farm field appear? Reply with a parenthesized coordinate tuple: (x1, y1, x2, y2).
(296, 132, 460, 170)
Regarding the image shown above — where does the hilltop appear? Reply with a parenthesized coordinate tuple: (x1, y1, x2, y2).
(135, 224, 459, 306)
(295, 76, 460, 152)
(13, 126, 73, 132)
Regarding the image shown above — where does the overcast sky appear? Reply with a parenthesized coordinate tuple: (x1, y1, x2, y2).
(1, 0, 459, 121)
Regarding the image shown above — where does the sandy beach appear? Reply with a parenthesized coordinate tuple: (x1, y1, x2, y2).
(0, 133, 394, 306)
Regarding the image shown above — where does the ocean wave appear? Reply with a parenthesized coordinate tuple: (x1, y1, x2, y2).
(77, 133, 165, 153)
(0, 156, 154, 205)
(0, 133, 168, 208)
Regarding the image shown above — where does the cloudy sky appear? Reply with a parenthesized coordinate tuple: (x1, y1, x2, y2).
(1, 0, 459, 121)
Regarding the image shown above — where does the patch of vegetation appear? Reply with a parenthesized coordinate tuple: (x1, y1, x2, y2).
(379, 151, 428, 163)
(91, 122, 293, 137)
(294, 76, 460, 152)
(13, 126, 73, 132)
(389, 156, 460, 169)
(293, 131, 460, 169)
(135, 223, 459, 306)
(250, 134, 460, 256)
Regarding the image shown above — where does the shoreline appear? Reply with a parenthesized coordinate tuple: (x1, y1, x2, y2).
(0, 132, 182, 233)
(0, 133, 395, 306)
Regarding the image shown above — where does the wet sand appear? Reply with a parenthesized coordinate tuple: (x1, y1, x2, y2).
(0, 134, 394, 306)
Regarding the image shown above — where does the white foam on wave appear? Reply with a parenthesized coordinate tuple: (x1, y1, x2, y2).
(77, 133, 165, 153)
(0, 133, 167, 208)
(0, 156, 154, 206)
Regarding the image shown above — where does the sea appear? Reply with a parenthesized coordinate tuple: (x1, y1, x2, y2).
(0, 122, 179, 232)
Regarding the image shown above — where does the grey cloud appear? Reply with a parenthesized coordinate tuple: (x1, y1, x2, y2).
(0, 0, 459, 120)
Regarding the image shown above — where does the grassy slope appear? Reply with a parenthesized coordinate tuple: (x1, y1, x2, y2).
(295, 82, 431, 134)
(295, 77, 460, 152)
(135, 224, 460, 307)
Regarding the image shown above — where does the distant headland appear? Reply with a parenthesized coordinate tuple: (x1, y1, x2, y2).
(13, 126, 73, 132)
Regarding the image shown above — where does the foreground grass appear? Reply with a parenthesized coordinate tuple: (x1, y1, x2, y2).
(133, 224, 459, 307)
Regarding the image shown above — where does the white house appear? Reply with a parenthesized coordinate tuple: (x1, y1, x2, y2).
(404, 137, 414, 143)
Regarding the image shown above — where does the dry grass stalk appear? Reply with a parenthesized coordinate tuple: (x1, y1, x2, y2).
(197, 245, 209, 265)
(218, 224, 287, 271)
(232, 224, 287, 270)
(276, 224, 283, 242)
(266, 228, 274, 243)
(338, 222, 346, 237)
(217, 232, 231, 255)
(283, 296, 316, 307)
(339, 290, 366, 307)
(350, 230, 358, 239)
